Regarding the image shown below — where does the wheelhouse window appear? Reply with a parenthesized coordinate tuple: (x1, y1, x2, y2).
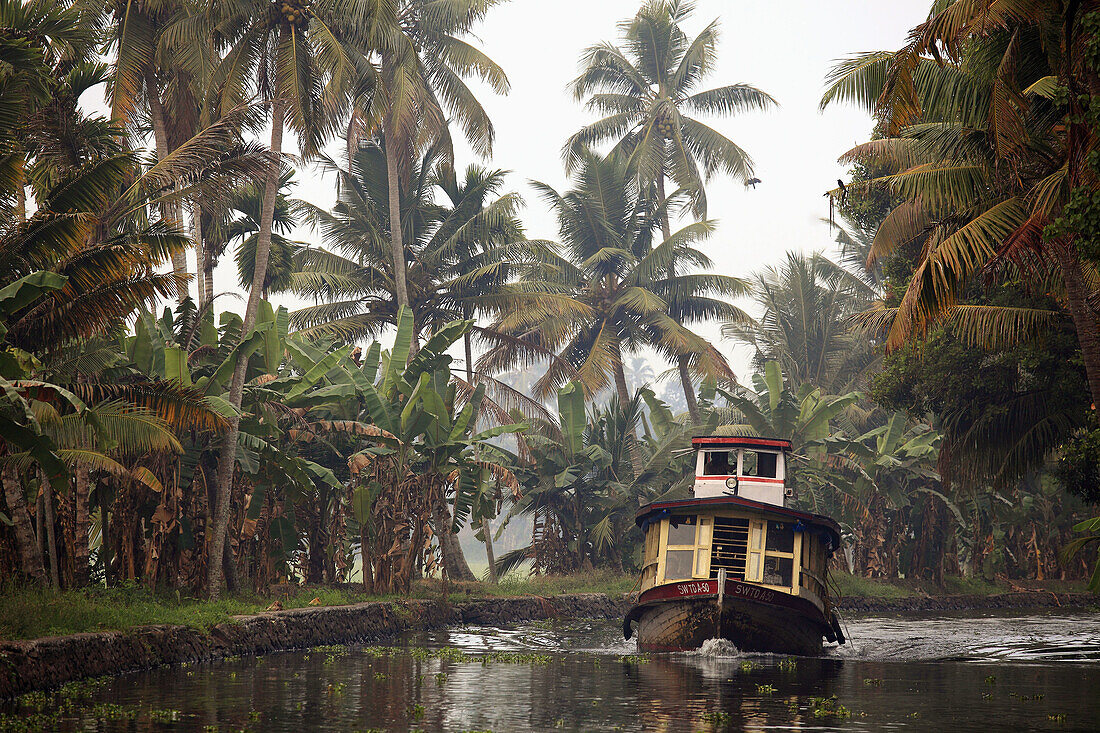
(702, 451, 732, 476)
(699, 448, 781, 479)
(742, 450, 778, 478)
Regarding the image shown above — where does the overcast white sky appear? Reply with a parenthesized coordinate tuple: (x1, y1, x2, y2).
(189, 0, 929, 382)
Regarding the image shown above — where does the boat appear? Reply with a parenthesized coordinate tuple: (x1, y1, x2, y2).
(623, 436, 846, 655)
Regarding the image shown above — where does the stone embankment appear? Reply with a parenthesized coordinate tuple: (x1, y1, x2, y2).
(0, 593, 626, 699)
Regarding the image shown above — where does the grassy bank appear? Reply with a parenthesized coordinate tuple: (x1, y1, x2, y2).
(2, 571, 1089, 642)
(829, 571, 1087, 600)
(0, 572, 636, 641)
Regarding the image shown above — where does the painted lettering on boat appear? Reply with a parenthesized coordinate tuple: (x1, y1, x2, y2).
(676, 581, 715, 596)
(731, 583, 776, 603)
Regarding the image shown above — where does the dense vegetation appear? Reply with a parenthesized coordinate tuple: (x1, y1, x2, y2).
(1, 0, 1098, 612)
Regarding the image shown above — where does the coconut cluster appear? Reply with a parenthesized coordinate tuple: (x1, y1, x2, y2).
(274, 0, 311, 29)
(654, 116, 676, 139)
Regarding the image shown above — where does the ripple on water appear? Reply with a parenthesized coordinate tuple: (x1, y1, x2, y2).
(832, 610, 1100, 663)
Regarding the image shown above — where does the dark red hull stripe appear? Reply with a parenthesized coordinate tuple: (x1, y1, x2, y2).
(630, 578, 829, 628)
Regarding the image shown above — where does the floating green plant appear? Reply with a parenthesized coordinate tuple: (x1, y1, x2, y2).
(616, 654, 650, 664)
(150, 708, 182, 723)
(809, 696, 851, 719)
(699, 710, 732, 724)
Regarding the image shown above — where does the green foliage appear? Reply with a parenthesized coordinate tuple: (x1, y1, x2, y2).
(1055, 426, 1100, 504)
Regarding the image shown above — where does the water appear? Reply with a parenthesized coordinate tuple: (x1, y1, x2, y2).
(5, 610, 1100, 731)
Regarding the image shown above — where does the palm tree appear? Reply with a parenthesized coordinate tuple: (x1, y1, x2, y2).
(566, 0, 775, 419)
(349, 0, 510, 317)
(106, 0, 204, 293)
(819, 1, 1100, 412)
(290, 139, 523, 342)
(724, 252, 878, 394)
(229, 169, 308, 298)
(483, 150, 743, 407)
(193, 0, 368, 597)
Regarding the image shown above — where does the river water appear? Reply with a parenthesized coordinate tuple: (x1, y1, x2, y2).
(5, 610, 1100, 732)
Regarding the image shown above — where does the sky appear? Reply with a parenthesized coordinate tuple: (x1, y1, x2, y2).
(190, 0, 931, 384)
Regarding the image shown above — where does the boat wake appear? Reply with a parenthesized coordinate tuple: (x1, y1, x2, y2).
(694, 638, 742, 657)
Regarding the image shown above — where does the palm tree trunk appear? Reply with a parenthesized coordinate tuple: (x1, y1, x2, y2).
(482, 516, 498, 584)
(383, 124, 419, 357)
(192, 202, 208, 309)
(146, 68, 189, 301)
(656, 175, 701, 423)
(612, 342, 643, 479)
(464, 331, 497, 583)
(612, 347, 632, 408)
(384, 124, 412, 312)
(207, 93, 288, 599)
(73, 465, 91, 587)
(677, 355, 701, 423)
(361, 519, 375, 593)
(2, 464, 46, 583)
(43, 482, 59, 589)
(1054, 241, 1100, 411)
(35, 489, 45, 562)
(100, 484, 111, 587)
(432, 500, 476, 581)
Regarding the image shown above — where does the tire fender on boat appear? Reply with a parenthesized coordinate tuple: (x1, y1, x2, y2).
(623, 605, 644, 640)
(830, 611, 846, 645)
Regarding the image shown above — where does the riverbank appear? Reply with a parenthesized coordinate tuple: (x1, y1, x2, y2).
(0, 592, 628, 699)
(0, 573, 637, 641)
(2, 574, 1096, 699)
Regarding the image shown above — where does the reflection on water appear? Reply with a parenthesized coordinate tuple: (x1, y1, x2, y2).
(3, 611, 1100, 732)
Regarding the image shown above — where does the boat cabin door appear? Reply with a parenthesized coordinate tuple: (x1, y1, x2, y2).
(692, 437, 792, 506)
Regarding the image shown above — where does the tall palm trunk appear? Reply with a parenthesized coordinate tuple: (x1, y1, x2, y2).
(73, 465, 91, 587)
(146, 69, 189, 301)
(656, 175, 701, 423)
(432, 499, 476, 581)
(192, 202, 210, 309)
(465, 332, 498, 583)
(2, 464, 46, 583)
(384, 124, 412, 311)
(43, 483, 59, 588)
(35, 490, 45, 561)
(207, 93, 288, 599)
(481, 517, 497, 583)
(612, 341, 643, 479)
(361, 518, 375, 593)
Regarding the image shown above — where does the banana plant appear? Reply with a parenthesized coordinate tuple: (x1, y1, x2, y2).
(817, 413, 944, 577)
(717, 361, 862, 454)
(346, 307, 524, 587)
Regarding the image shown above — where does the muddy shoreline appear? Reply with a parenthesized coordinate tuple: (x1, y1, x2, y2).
(2, 590, 1096, 698)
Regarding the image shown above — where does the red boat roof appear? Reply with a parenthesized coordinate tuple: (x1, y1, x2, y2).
(691, 436, 792, 451)
(636, 495, 842, 547)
